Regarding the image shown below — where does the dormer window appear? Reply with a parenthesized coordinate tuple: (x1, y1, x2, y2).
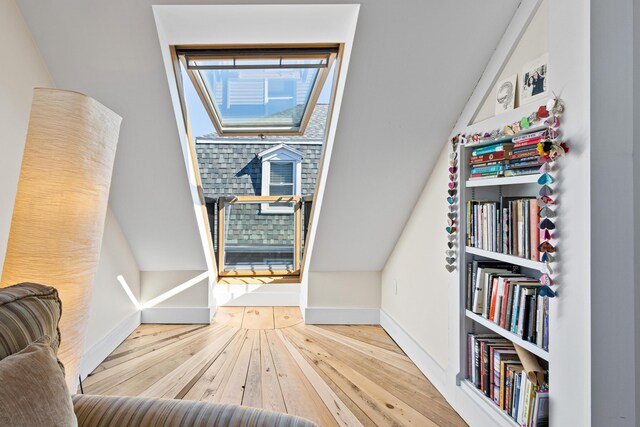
(259, 144, 303, 213)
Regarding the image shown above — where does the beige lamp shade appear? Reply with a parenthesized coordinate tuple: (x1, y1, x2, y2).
(1, 88, 121, 391)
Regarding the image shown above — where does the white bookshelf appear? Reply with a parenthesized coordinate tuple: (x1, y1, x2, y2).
(457, 127, 550, 426)
(465, 247, 547, 272)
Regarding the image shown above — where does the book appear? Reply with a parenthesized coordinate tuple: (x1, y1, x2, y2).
(512, 130, 545, 146)
(469, 151, 511, 164)
(503, 167, 540, 177)
(532, 391, 550, 426)
(471, 143, 514, 156)
(470, 164, 504, 175)
(529, 199, 540, 261)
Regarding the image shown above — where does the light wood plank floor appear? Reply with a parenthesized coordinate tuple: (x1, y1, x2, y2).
(84, 307, 466, 427)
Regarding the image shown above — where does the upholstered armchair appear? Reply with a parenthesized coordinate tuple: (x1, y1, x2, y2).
(0, 283, 315, 427)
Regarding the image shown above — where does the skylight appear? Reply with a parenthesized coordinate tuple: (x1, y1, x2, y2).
(178, 47, 338, 136)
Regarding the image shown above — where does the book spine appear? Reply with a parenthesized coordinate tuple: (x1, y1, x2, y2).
(471, 145, 512, 156)
(470, 164, 504, 175)
(530, 198, 540, 261)
(469, 151, 508, 163)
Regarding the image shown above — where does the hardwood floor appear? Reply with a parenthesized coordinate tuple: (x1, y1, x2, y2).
(84, 307, 466, 427)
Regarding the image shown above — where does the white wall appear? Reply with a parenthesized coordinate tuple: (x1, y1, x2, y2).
(140, 270, 208, 308)
(381, 145, 450, 367)
(308, 271, 381, 308)
(0, 0, 143, 376)
(474, 0, 549, 123)
(0, 0, 52, 270)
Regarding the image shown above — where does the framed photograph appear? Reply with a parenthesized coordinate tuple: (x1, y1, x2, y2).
(495, 74, 517, 114)
(520, 53, 548, 104)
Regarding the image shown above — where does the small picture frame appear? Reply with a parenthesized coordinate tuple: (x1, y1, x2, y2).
(520, 53, 548, 105)
(495, 74, 517, 114)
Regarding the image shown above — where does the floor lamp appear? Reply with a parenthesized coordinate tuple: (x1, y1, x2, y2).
(0, 88, 121, 391)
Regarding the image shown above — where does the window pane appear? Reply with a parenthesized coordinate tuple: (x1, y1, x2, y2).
(270, 184, 294, 196)
(270, 162, 293, 184)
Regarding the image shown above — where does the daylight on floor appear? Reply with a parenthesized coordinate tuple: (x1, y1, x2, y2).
(1, 1, 637, 426)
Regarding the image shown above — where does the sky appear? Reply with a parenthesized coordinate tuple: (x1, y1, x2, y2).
(184, 64, 335, 138)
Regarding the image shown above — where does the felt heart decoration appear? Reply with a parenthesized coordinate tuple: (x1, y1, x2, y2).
(539, 273, 553, 286)
(538, 241, 557, 253)
(520, 116, 531, 129)
(541, 252, 554, 263)
(449, 152, 458, 160)
(445, 226, 457, 234)
(539, 162, 549, 173)
(538, 195, 556, 206)
(542, 229, 552, 240)
(447, 197, 455, 204)
(448, 189, 457, 197)
(546, 99, 556, 112)
(539, 185, 553, 197)
(445, 257, 456, 265)
(539, 206, 555, 218)
(445, 264, 456, 272)
(537, 173, 554, 185)
(448, 219, 455, 226)
(448, 205, 456, 212)
(449, 174, 456, 181)
(446, 250, 455, 257)
(503, 125, 514, 135)
(449, 160, 457, 167)
(539, 218, 556, 230)
(449, 167, 457, 174)
(448, 182, 457, 189)
(538, 285, 557, 298)
(537, 105, 549, 118)
(447, 242, 454, 248)
(447, 234, 456, 241)
(447, 212, 456, 220)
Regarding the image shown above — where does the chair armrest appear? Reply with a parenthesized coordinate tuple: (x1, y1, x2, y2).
(72, 394, 317, 427)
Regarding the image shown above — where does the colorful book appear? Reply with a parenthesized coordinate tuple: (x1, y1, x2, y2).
(471, 143, 513, 156)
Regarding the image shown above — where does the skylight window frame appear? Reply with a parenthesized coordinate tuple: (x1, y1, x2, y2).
(177, 45, 338, 136)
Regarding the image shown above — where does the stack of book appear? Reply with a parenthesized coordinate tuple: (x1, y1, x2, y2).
(469, 142, 513, 179)
(468, 333, 549, 426)
(466, 197, 540, 261)
(468, 130, 545, 180)
(466, 260, 549, 350)
(504, 130, 545, 177)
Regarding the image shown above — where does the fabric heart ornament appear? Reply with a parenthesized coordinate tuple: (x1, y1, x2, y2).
(448, 189, 457, 196)
(542, 229, 552, 240)
(445, 226, 457, 234)
(449, 160, 458, 167)
(539, 206, 555, 218)
(537, 173, 554, 185)
(538, 285, 557, 298)
(449, 152, 458, 160)
(449, 174, 456, 181)
(541, 252, 555, 263)
(449, 167, 457, 174)
(445, 257, 456, 265)
(445, 250, 456, 257)
(445, 264, 456, 272)
(537, 105, 549, 118)
(539, 162, 550, 173)
(539, 218, 556, 230)
(448, 182, 457, 189)
(538, 195, 556, 206)
(447, 212, 456, 220)
(520, 116, 531, 129)
(448, 219, 455, 226)
(538, 241, 557, 253)
(503, 125, 514, 135)
(447, 197, 455, 204)
(539, 185, 553, 197)
(539, 273, 553, 286)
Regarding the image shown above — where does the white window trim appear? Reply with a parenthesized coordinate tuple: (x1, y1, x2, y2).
(259, 144, 303, 214)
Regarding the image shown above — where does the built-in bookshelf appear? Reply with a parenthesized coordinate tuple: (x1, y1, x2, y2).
(456, 126, 552, 427)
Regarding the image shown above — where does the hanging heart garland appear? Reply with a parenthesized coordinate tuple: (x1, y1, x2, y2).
(445, 135, 460, 272)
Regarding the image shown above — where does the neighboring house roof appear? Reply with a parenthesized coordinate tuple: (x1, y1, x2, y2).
(258, 143, 304, 160)
(197, 104, 329, 142)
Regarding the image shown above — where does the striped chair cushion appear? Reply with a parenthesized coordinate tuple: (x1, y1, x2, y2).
(0, 283, 62, 360)
(72, 395, 317, 427)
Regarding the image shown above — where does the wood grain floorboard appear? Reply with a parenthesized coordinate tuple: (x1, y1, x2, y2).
(84, 307, 466, 427)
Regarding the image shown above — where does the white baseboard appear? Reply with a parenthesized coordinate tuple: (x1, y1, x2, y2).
(379, 309, 447, 395)
(304, 307, 380, 324)
(80, 311, 140, 379)
(141, 307, 211, 324)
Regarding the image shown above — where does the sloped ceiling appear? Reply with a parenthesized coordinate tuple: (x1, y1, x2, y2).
(16, 0, 519, 272)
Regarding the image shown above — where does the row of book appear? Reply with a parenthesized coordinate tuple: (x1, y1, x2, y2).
(469, 130, 546, 179)
(466, 260, 549, 350)
(467, 333, 549, 426)
(466, 197, 540, 261)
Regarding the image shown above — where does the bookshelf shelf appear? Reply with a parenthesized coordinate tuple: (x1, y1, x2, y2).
(465, 247, 547, 272)
(466, 310, 549, 360)
(459, 379, 519, 427)
(466, 174, 539, 188)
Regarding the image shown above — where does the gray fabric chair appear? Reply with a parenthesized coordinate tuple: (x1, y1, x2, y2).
(0, 283, 317, 427)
